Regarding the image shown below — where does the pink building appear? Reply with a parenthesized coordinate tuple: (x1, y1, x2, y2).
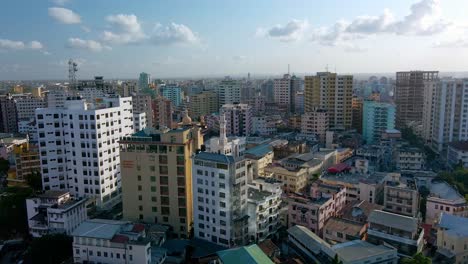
(221, 103, 253, 136)
(288, 182, 347, 236)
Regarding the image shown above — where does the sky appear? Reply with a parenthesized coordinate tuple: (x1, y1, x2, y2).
(1, 0, 468, 80)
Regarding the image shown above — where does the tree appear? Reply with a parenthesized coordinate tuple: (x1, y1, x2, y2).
(0, 158, 9, 173)
(0, 187, 33, 239)
(24, 234, 73, 264)
(332, 254, 343, 264)
(401, 252, 432, 264)
(419, 186, 430, 221)
(26, 171, 42, 191)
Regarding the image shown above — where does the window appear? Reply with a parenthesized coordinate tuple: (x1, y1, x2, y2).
(159, 155, 168, 164)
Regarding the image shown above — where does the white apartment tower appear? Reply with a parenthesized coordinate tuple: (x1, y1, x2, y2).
(432, 79, 468, 152)
(35, 96, 134, 208)
(192, 114, 249, 247)
(217, 77, 241, 108)
(13, 94, 46, 121)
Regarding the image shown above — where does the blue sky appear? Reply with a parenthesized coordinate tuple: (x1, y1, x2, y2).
(1, 0, 468, 80)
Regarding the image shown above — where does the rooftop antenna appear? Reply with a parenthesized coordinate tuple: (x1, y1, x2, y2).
(68, 59, 78, 90)
(288, 64, 290, 75)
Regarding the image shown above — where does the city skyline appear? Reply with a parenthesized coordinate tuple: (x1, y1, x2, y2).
(2, 0, 468, 80)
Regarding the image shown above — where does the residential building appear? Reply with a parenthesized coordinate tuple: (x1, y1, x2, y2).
(287, 225, 398, 264)
(217, 77, 241, 108)
(189, 91, 218, 119)
(133, 112, 147, 132)
(425, 181, 468, 224)
(132, 93, 154, 128)
(8, 142, 40, 186)
(72, 219, 152, 264)
(45, 89, 69, 108)
(367, 210, 424, 256)
(395, 71, 438, 128)
(213, 244, 274, 264)
(247, 178, 282, 242)
(26, 191, 87, 237)
(288, 183, 347, 236)
(395, 146, 425, 170)
(221, 103, 253, 137)
(12, 93, 46, 121)
(121, 81, 138, 97)
(383, 178, 420, 217)
(432, 78, 468, 152)
(138, 72, 151, 91)
(120, 126, 203, 238)
(161, 84, 183, 107)
(152, 96, 174, 129)
(247, 94, 266, 115)
(301, 108, 329, 143)
(362, 100, 396, 144)
(35, 96, 134, 208)
(304, 72, 353, 130)
(0, 94, 18, 133)
(295, 91, 304, 114)
(351, 96, 363, 133)
(263, 164, 308, 193)
(421, 78, 438, 143)
(273, 74, 300, 113)
(435, 214, 468, 264)
(251, 116, 276, 136)
(447, 141, 468, 168)
(244, 144, 274, 179)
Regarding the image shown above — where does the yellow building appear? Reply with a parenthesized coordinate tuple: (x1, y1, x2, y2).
(263, 164, 308, 193)
(304, 72, 353, 130)
(32, 87, 42, 98)
(7, 143, 40, 187)
(120, 126, 203, 238)
(13, 85, 24, 94)
(188, 91, 218, 119)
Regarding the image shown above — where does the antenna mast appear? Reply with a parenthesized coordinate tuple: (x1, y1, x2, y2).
(68, 59, 78, 90)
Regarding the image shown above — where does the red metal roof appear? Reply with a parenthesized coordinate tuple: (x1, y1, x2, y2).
(111, 234, 129, 243)
(327, 163, 351, 173)
(131, 223, 145, 233)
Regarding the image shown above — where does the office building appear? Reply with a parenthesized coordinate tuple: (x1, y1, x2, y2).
(304, 72, 353, 130)
(301, 108, 329, 143)
(26, 191, 87, 237)
(138, 72, 151, 91)
(72, 219, 152, 264)
(13, 94, 46, 121)
(35, 96, 134, 208)
(395, 71, 438, 128)
(432, 79, 468, 152)
(362, 101, 396, 144)
(217, 77, 241, 108)
(0, 94, 18, 133)
(189, 91, 218, 119)
(120, 126, 202, 239)
(221, 103, 253, 137)
(161, 84, 183, 107)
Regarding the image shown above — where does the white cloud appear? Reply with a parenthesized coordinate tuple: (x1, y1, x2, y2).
(51, 0, 71, 5)
(102, 14, 146, 44)
(232, 55, 247, 61)
(29, 41, 43, 50)
(151, 22, 199, 45)
(0, 39, 46, 52)
(257, 19, 308, 42)
(81, 26, 91, 33)
(433, 39, 468, 48)
(67, 38, 110, 52)
(346, 9, 394, 34)
(48, 7, 81, 24)
(0, 39, 25, 50)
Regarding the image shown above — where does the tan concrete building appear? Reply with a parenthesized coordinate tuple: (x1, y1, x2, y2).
(120, 126, 203, 238)
(384, 179, 420, 218)
(263, 164, 308, 193)
(132, 93, 154, 128)
(304, 72, 353, 130)
(301, 108, 329, 143)
(188, 91, 218, 119)
(435, 214, 468, 263)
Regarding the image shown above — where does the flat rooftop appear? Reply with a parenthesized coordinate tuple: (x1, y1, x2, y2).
(438, 213, 468, 237)
(332, 240, 395, 262)
(245, 144, 273, 158)
(248, 188, 274, 202)
(321, 171, 387, 185)
(429, 181, 465, 202)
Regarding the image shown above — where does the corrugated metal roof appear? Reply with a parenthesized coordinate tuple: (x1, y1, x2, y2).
(368, 210, 418, 233)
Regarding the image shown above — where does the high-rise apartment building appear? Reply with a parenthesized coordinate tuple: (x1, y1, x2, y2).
(192, 115, 249, 247)
(362, 101, 396, 144)
(432, 79, 468, 152)
(395, 71, 438, 128)
(304, 72, 353, 130)
(189, 91, 219, 119)
(422, 80, 438, 143)
(301, 108, 329, 143)
(138, 72, 151, 91)
(120, 126, 203, 238)
(221, 103, 253, 137)
(161, 84, 183, 107)
(132, 93, 154, 128)
(13, 94, 46, 121)
(273, 74, 301, 113)
(35, 96, 134, 208)
(152, 96, 174, 129)
(217, 77, 241, 108)
(351, 96, 363, 133)
(0, 94, 18, 133)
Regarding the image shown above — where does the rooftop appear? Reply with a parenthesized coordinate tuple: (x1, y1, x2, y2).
(340, 200, 383, 222)
(248, 188, 274, 202)
(287, 225, 329, 255)
(72, 219, 129, 240)
(217, 244, 274, 264)
(332, 240, 396, 262)
(194, 151, 235, 164)
(429, 181, 465, 202)
(37, 190, 69, 199)
(438, 213, 468, 237)
(245, 144, 273, 158)
(321, 171, 387, 185)
(324, 218, 363, 237)
(368, 210, 418, 233)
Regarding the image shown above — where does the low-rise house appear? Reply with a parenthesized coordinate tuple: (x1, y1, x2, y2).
(244, 144, 274, 179)
(26, 190, 87, 237)
(72, 219, 156, 264)
(434, 213, 468, 264)
(367, 210, 424, 257)
(426, 181, 468, 224)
